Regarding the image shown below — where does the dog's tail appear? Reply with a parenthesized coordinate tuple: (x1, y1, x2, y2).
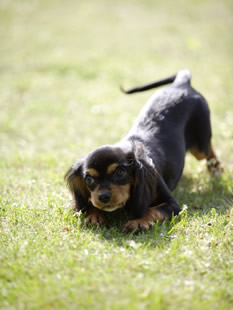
(121, 69, 191, 94)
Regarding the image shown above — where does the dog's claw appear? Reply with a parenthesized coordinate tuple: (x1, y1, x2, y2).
(207, 158, 224, 175)
(84, 213, 107, 228)
(124, 219, 152, 233)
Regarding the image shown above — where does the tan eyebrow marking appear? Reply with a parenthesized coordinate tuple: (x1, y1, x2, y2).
(107, 163, 119, 175)
(86, 168, 100, 177)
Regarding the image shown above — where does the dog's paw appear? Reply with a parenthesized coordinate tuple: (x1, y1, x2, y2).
(124, 208, 166, 233)
(124, 219, 154, 233)
(207, 158, 224, 175)
(84, 212, 107, 228)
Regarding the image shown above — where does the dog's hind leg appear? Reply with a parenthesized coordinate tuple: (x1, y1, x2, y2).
(187, 100, 223, 174)
(190, 142, 223, 173)
(206, 143, 224, 174)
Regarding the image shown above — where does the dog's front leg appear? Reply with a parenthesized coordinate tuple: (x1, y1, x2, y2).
(124, 202, 179, 233)
(124, 205, 166, 232)
(124, 174, 181, 233)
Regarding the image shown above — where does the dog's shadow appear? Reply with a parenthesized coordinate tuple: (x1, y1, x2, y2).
(80, 172, 232, 247)
(176, 173, 233, 214)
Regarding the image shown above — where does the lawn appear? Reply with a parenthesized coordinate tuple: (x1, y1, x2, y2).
(0, 0, 233, 309)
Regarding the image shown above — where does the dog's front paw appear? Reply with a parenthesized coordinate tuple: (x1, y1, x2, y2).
(124, 207, 167, 233)
(124, 219, 153, 233)
(84, 212, 107, 228)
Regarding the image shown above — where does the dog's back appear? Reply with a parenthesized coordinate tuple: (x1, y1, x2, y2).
(123, 69, 211, 190)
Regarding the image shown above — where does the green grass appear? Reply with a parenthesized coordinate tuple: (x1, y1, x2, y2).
(0, 0, 233, 309)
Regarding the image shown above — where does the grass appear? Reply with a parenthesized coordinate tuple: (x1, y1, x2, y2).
(0, 0, 233, 309)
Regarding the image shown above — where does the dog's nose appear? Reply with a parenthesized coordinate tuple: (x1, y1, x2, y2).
(98, 192, 112, 204)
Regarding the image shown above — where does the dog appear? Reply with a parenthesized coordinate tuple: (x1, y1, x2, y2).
(65, 69, 222, 232)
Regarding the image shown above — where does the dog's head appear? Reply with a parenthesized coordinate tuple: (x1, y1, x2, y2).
(65, 141, 157, 218)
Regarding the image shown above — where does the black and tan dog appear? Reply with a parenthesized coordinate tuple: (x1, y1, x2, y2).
(65, 69, 222, 232)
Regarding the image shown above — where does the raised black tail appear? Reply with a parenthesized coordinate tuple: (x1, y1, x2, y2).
(121, 74, 177, 94)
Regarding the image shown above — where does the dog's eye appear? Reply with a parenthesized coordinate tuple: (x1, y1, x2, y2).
(114, 167, 126, 178)
(85, 175, 95, 186)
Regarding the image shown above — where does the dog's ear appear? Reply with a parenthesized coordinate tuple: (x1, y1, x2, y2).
(126, 142, 157, 218)
(64, 158, 89, 211)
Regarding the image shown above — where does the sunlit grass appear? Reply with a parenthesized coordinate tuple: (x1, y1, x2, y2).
(0, 0, 233, 309)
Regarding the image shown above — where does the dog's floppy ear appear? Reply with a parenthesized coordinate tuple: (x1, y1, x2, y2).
(64, 158, 89, 211)
(126, 142, 157, 218)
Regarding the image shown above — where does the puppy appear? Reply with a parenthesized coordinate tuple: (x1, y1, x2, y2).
(65, 69, 222, 232)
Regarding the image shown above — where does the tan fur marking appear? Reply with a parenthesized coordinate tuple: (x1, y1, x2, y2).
(124, 206, 167, 232)
(190, 143, 223, 173)
(71, 176, 89, 199)
(190, 146, 206, 160)
(89, 184, 130, 211)
(87, 168, 100, 177)
(207, 143, 217, 160)
(106, 163, 119, 175)
(206, 143, 224, 173)
(110, 184, 130, 205)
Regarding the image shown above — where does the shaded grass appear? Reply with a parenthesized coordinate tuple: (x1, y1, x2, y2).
(0, 0, 233, 309)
